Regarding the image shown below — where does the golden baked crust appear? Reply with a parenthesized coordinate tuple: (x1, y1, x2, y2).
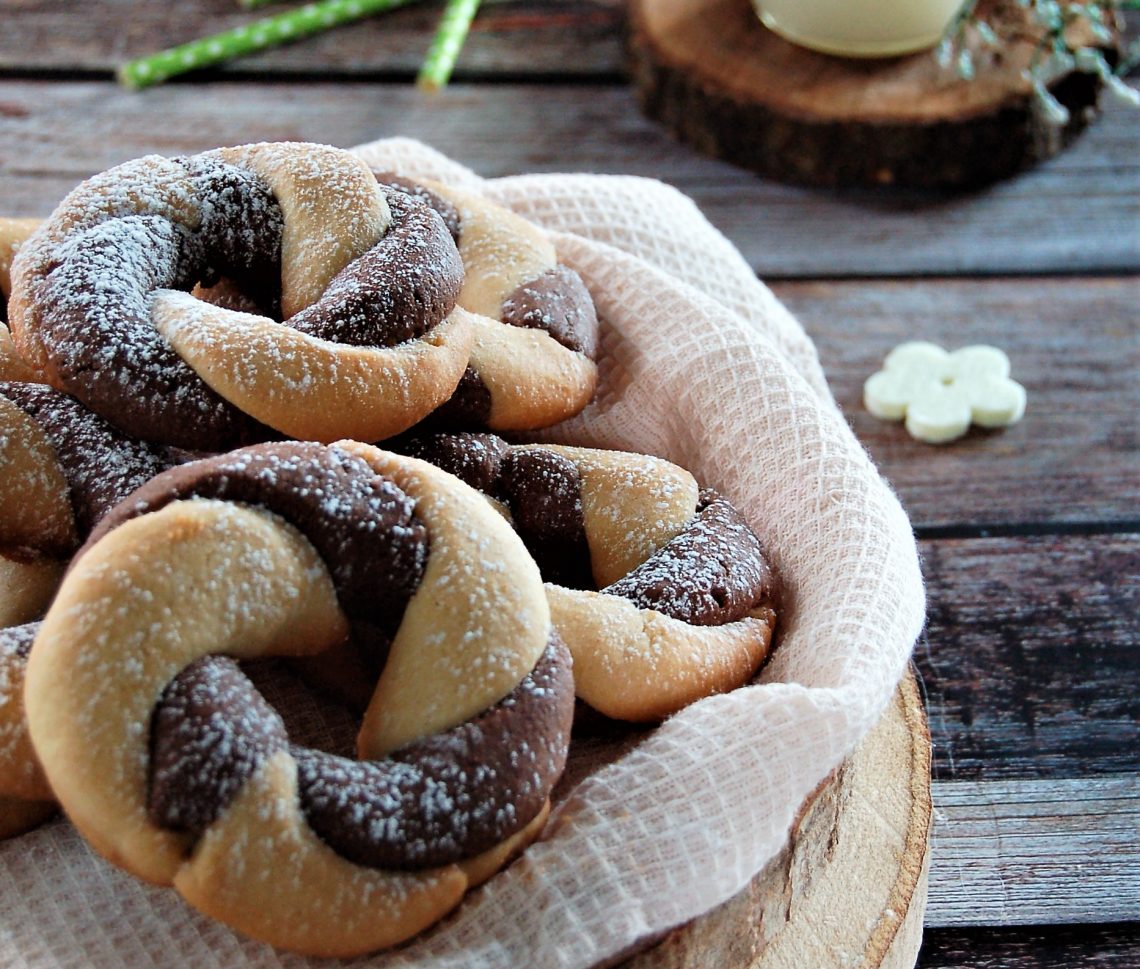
(0, 383, 168, 838)
(9, 144, 472, 448)
(419, 179, 599, 430)
(548, 588, 776, 721)
(337, 443, 549, 755)
(0, 394, 76, 836)
(401, 434, 780, 721)
(153, 296, 474, 444)
(0, 624, 54, 808)
(24, 444, 570, 957)
(0, 394, 76, 553)
(533, 447, 776, 720)
(0, 219, 42, 383)
(522, 445, 776, 720)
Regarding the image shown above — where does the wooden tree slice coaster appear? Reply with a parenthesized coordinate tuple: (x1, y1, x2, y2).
(628, 0, 1113, 188)
(623, 668, 932, 969)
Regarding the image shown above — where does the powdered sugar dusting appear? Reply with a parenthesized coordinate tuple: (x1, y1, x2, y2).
(25, 160, 280, 447)
(16, 145, 463, 449)
(605, 492, 778, 626)
(149, 655, 288, 836)
(349, 446, 551, 755)
(0, 382, 170, 540)
(295, 635, 572, 868)
(0, 392, 75, 553)
(26, 497, 342, 885)
(0, 623, 39, 787)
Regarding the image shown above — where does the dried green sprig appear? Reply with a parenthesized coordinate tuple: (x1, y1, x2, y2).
(938, 1, 1140, 124)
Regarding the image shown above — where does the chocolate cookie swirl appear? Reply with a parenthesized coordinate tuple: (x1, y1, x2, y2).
(82, 442, 427, 630)
(0, 381, 171, 548)
(0, 383, 173, 840)
(399, 432, 781, 721)
(74, 442, 574, 871)
(10, 144, 469, 450)
(149, 637, 571, 868)
(399, 432, 780, 624)
(375, 172, 599, 431)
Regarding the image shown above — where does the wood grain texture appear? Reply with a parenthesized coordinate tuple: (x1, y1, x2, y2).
(623, 671, 930, 969)
(0, 0, 625, 77)
(918, 924, 1140, 968)
(917, 535, 1139, 781)
(628, 0, 1110, 187)
(773, 276, 1140, 529)
(0, 81, 1135, 278)
(620, 678, 1140, 965)
(926, 776, 1139, 927)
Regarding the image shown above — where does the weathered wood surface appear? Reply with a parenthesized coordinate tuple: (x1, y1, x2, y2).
(628, 0, 1110, 188)
(621, 690, 1139, 965)
(773, 276, 1140, 530)
(918, 924, 1140, 968)
(0, 81, 1135, 278)
(926, 775, 1140, 927)
(917, 535, 1139, 781)
(0, 0, 626, 77)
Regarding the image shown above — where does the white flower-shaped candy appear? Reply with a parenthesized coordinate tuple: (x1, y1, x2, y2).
(864, 342, 1026, 444)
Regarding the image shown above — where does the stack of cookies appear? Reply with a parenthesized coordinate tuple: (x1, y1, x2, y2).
(0, 142, 779, 957)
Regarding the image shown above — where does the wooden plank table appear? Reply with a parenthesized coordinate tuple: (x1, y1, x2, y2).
(0, 2, 1137, 965)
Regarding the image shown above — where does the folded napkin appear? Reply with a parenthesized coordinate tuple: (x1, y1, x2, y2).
(0, 139, 925, 969)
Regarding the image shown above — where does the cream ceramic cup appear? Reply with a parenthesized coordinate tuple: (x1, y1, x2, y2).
(754, 0, 964, 58)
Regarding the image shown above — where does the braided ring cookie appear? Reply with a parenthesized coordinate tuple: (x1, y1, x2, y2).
(10, 143, 474, 450)
(375, 172, 599, 430)
(0, 218, 41, 382)
(0, 381, 170, 837)
(0, 625, 55, 839)
(401, 433, 781, 721)
(25, 441, 574, 957)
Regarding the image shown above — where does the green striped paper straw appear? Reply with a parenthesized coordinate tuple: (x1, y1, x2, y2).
(416, 0, 481, 91)
(119, 0, 417, 89)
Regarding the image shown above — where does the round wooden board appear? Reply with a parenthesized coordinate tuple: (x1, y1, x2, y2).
(623, 668, 932, 969)
(628, 0, 1111, 188)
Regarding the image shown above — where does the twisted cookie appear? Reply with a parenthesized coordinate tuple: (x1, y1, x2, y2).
(0, 626, 52, 839)
(402, 433, 781, 721)
(10, 143, 474, 450)
(25, 441, 574, 956)
(0, 381, 170, 837)
(0, 218, 40, 382)
(376, 173, 598, 430)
